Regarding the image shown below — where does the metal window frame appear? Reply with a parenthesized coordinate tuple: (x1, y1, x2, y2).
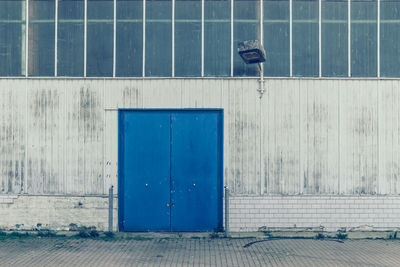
(113, 0, 116, 77)
(143, 0, 146, 77)
(289, 0, 293, 77)
(230, 0, 234, 77)
(320, 0, 351, 78)
(172, 0, 175, 77)
(348, 0, 351, 77)
(377, 0, 380, 78)
(201, 0, 204, 77)
(260, 0, 264, 195)
(319, 0, 322, 77)
(25, 0, 29, 77)
(84, 0, 87, 77)
(260, 0, 264, 58)
(55, 0, 58, 77)
(20, 0, 385, 79)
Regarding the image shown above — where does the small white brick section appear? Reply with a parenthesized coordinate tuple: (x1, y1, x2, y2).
(0, 195, 118, 231)
(229, 196, 400, 232)
(0, 195, 18, 204)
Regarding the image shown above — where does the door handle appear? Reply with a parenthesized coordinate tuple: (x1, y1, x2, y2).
(166, 203, 170, 207)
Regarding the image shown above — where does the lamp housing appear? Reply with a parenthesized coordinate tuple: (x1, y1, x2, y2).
(237, 40, 266, 64)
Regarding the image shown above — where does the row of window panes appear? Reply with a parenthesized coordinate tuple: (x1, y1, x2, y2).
(0, 0, 399, 77)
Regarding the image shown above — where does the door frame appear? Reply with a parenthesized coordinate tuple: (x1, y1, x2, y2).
(118, 109, 224, 232)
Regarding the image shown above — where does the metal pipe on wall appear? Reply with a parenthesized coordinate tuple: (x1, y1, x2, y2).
(108, 185, 114, 232)
(258, 63, 264, 98)
(224, 186, 230, 237)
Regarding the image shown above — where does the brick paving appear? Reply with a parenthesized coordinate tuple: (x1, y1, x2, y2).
(0, 236, 399, 266)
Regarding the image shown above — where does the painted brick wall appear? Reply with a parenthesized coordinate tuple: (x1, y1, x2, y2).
(2, 195, 398, 233)
(0, 195, 118, 231)
(229, 196, 400, 232)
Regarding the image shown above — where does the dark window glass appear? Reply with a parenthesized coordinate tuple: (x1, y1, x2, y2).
(351, 0, 377, 77)
(175, 0, 201, 77)
(234, 0, 259, 76)
(58, 0, 84, 76)
(204, 0, 230, 77)
(0, 0, 26, 76)
(322, 0, 347, 77)
(28, 0, 55, 76)
(87, 0, 113, 77)
(145, 0, 172, 77)
(263, 0, 290, 77)
(293, 0, 318, 77)
(116, 0, 142, 77)
(381, 0, 400, 77)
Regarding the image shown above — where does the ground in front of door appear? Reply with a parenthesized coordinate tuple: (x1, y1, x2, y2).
(0, 234, 399, 266)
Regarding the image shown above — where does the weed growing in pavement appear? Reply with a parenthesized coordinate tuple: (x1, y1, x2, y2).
(38, 229, 57, 237)
(315, 233, 325, 240)
(99, 232, 119, 241)
(104, 231, 115, 238)
(9, 232, 30, 238)
(336, 232, 348, 240)
(77, 227, 91, 238)
(209, 232, 220, 239)
(75, 226, 100, 238)
(388, 232, 398, 240)
(89, 230, 99, 238)
(0, 231, 38, 241)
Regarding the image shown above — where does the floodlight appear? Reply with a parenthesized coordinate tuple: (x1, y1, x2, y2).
(237, 40, 266, 99)
(237, 40, 266, 64)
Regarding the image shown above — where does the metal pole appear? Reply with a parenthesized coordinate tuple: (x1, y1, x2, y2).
(108, 185, 114, 232)
(224, 186, 230, 237)
(258, 62, 264, 98)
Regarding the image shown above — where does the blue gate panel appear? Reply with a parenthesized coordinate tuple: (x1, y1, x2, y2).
(170, 111, 222, 231)
(119, 111, 171, 231)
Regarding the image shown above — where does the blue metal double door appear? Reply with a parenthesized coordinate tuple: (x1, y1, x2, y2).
(119, 110, 223, 232)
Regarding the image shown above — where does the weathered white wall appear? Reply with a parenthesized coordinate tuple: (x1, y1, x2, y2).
(0, 80, 105, 195)
(0, 195, 117, 231)
(0, 78, 399, 196)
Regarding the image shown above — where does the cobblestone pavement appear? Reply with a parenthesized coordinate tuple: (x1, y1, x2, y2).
(0, 236, 399, 266)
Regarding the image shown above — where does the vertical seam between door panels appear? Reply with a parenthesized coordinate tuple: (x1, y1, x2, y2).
(220, 111, 223, 229)
(169, 113, 172, 232)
